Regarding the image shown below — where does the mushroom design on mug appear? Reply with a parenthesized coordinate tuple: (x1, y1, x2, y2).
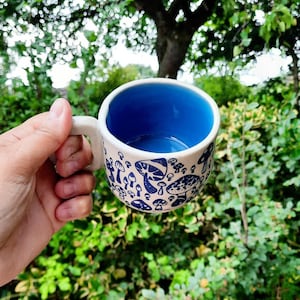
(135, 158, 168, 194)
(166, 175, 202, 207)
(115, 160, 125, 183)
(105, 157, 115, 182)
(128, 172, 136, 188)
(131, 199, 152, 211)
(153, 199, 168, 211)
(197, 142, 214, 174)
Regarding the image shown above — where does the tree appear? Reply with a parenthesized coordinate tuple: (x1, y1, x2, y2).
(0, 0, 218, 79)
(0, 0, 299, 94)
(132, 0, 217, 78)
(259, 2, 299, 94)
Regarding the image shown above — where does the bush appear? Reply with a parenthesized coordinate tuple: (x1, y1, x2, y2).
(1, 74, 299, 300)
(194, 75, 250, 106)
(66, 65, 141, 117)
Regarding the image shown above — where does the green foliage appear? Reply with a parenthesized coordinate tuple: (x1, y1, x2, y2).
(67, 64, 141, 117)
(0, 75, 58, 133)
(194, 75, 250, 106)
(1, 0, 299, 85)
(1, 0, 299, 298)
(191, 0, 299, 93)
(1, 70, 299, 299)
(259, 4, 297, 44)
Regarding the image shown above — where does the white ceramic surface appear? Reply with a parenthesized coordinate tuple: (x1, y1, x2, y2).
(71, 78, 220, 213)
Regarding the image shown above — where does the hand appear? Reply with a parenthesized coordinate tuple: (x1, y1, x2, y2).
(0, 99, 95, 286)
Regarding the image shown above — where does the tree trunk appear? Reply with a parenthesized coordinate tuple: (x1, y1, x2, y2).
(134, 0, 217, 79)
(287, 45, 300, 113)
(290, 47, 299, 95)
(156, 27, 193, 78)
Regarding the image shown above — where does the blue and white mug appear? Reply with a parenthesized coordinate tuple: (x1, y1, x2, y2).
(72, 78, 220, 213)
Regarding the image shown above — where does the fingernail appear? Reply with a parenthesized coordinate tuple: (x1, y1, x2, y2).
(65, 160, 79, 173)
(64, 181, 75, 196)
(56, 205, 74, 221)
(62, 146, 74, 160)
(49, 99, 65, 119)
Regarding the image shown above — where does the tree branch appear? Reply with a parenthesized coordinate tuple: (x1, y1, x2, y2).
(227, 100, 250, 248)
(168, 0, 189, 20)
(133, 0, 167, 23)
(185, 0, 217, 31)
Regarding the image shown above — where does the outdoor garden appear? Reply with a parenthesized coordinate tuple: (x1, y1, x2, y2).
(0, 1, 299, 299)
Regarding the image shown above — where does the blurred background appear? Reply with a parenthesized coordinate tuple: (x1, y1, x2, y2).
(0, 1, 299, 299)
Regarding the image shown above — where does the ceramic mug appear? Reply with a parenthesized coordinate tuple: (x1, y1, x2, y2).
(71, 78, 220, 213)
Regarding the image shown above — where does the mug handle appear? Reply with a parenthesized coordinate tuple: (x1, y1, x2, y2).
(71, 116, 103, 171)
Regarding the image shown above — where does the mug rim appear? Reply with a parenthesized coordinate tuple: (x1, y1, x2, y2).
(98, 78, 220, 158)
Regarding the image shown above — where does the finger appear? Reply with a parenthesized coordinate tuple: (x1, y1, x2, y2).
(35, 160, 66, 233)
(5, 99, 73, 176)
(55, 172, 96, 200)
(56, 138, 93, 178)
(55, 195, 93, 222)
(55, 135, 83, 161)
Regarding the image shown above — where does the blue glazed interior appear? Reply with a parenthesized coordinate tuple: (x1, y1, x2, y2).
(106, 83, 214, 153)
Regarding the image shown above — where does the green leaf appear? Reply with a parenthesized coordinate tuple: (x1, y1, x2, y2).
(125, 222, 138, 242)
(283, 175, 300, 187)
(58, 278, 71, 291)
(157, 255, 169, 266)
(246, 102, 259, 110)
(245, 186, 257, 196)
(247, 205, 259, 217)
(243, 120, 253, 131)
(149, 222, 162, 234)
(279, 21, 285, 32)
(69, 60, 78, 68)
(233, 45, 241, 57)
(149, 261, 160, 281)
(171, 270, 190, 286)
(84, 30, 97, 43)
(141, 289, 158, 300)
(39, 282, 56, 300)
(68, 266, 81, 276)
(113, 268, 127, 279)
(102, 199, 118, 213)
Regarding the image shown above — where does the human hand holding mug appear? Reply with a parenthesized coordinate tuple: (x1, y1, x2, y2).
(72, 78, 220, 213)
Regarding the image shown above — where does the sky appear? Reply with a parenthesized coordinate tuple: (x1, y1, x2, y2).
(238, 49, 291, 85)
(8, 39, 291, 89)
(47, 45, 290, 88)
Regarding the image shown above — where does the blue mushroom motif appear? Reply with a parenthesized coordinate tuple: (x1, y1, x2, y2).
(166, 175, 201, 207)
(198, 143, 214, 173)
(131, 199, 152, 211)
(135, 158, 168, 194)
(153, 199, 168, 211)
(173, 162, 184, 173)
(115, 160, 125, 183)
(105, 158, 115, 182)
(128, 172, 136, 188)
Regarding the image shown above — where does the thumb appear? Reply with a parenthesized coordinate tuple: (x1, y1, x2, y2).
(13, 99, 73, 175)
